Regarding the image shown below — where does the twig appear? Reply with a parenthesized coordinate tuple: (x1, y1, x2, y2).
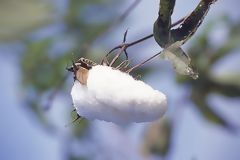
(116, 59, 130, 70)
(109, 29, 129, 66)
(103, 16, 186, 64)
(109, 46, 127, 67)
(124, 17, 194, 73)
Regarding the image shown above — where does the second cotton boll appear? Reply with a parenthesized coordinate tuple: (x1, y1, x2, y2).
(71, 65, 167, 125)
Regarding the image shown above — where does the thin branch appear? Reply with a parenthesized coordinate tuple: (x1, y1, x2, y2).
(119, 17, 185, 49)
(102, 16, 186, 64)
(128, 16, 186, 47)
(109, 46, 127, 67)
(123, 29, 129, 59)
(127, 34, 154, 48)
(109, 29, 129, 66)
(116, 59, 130, 70)
(125, 15, 199, 74)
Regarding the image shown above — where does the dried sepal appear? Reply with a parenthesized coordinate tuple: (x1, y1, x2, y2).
(171, 0, 218, 44)
(67, 58, 98, 84)
(75, 67, 89, 85)
(161, 41, 199, 79)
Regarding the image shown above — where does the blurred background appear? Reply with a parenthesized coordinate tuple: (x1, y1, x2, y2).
(0, 0, 240, 160)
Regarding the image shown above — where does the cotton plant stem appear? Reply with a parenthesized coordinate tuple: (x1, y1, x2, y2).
(104, 16, 186, 64)
(103, 16, 186, 68)
(126, 16, 185, 48)
(109, 46, 127, 67)
(129, 16, 186, 47)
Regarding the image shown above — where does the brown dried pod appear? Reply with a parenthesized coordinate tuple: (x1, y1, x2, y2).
(67, 58, 97, 85)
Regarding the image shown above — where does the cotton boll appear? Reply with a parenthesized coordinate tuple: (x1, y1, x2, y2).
(71, 65, 167, 125)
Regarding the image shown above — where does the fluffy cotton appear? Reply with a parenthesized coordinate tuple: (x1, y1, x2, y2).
(71, 65, 167, 125)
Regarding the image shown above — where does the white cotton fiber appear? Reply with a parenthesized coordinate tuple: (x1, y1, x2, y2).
(71, 65, 167, 125)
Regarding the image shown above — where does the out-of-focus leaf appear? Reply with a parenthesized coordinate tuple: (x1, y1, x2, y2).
(21, 39, 69, 93)
(171, 0, 218, 44)
(65, 0, 109, 27)
(25, 99, 56, 132)
(161, 41, 199, 79)
(209, 80, 240, 97)
(71, 111, 89, 138)
(153, 0, 176, 47)
(210, 22, 240, 63)
(68, 155, 89, 160)
(0, 0, 53, 41)
(142, 119, 172, 156)
(211, 73, 240, 87)
(191, 88, 236, 131)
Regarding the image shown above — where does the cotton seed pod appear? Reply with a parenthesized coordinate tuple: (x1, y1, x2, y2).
(71, 65, 167, 125)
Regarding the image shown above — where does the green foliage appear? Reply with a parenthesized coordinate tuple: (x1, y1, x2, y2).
(153, 0, 176, 47)
(153, 0, 218, 79)
(21, 39, 68, 93)
(153, 0, 218, 47)
(142, 119, 172, 156)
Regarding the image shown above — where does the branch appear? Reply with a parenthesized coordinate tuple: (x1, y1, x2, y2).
(102, 16, 185, 64)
